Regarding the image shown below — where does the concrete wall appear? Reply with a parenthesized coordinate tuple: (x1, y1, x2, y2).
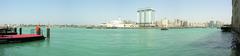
(232, 0, 240, 33)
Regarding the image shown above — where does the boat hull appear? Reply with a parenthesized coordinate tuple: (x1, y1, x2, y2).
(221, 27, 231, 32)
(0, 34, 45, 44)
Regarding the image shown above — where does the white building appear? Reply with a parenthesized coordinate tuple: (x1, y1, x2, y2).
(101, 20, 137, 27)
(161, 19, 169, 27)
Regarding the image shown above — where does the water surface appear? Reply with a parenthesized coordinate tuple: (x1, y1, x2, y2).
(0, 28, 234, 56)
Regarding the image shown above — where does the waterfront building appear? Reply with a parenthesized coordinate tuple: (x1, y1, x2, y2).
(101, 20, 125, 27)
(188, 22, 208, 28)
(161, 19, 169, 28)
(215, 21, 224, 27)
(101, 20, 137, 28)
(173, 19, 182, 27)
(208, 20, 215, 28)
(182, 21, 188, 27)
(207, 20, 223, 28)
(232, 0, 240, 32)
(137, 8, 155, 27)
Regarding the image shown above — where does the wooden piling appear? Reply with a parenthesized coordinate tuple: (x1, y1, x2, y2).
(14, 28, 17, 33)
(19, 28, 22, 35)
(47, 27, 50, 38)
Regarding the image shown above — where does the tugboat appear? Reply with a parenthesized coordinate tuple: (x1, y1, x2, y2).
(221, 25, 231, 32)
(0, 25, 46, 44)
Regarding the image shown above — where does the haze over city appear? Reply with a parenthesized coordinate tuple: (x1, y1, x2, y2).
(0, 0, 232, 24)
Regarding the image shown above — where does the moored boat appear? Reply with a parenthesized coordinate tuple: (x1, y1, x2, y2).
(221, 25, 231, 32)
(161, 28, 168, 30)
(0, 25, 46, 44)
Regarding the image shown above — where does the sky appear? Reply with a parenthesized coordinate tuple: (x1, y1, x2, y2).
(0, 0, 232, 24)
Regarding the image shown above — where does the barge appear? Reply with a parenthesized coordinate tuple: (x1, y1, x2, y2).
(0, 25, 46, 44)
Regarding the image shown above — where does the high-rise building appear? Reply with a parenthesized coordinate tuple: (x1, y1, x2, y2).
(137, 8, 155, 27)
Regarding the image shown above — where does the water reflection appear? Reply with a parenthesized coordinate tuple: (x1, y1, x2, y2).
(46, 38, 51, 47)
(1, 29, 240, 56)
(230, 32, 240, 56)
(0, 39, 48, 56)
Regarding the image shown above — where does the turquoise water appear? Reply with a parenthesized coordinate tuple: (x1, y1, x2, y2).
(0, 28, 234, 56)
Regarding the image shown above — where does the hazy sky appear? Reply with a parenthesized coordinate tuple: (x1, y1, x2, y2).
(0, 0, 232, 24)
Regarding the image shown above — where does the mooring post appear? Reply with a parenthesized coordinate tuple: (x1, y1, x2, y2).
(47, 27, 50, 38)
(14, 28, 17, 33)
(19, 27, 22, 35)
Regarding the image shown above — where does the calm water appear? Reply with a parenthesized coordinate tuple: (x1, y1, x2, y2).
(0, 28, 234, 56)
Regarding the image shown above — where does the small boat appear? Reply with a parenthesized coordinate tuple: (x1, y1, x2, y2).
(221, 25, 231, 32)
(86, 27, 93, 29)
(161, 28, 168, 30)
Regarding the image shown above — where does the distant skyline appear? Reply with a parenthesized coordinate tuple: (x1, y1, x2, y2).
(0, 0, 232, 24)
